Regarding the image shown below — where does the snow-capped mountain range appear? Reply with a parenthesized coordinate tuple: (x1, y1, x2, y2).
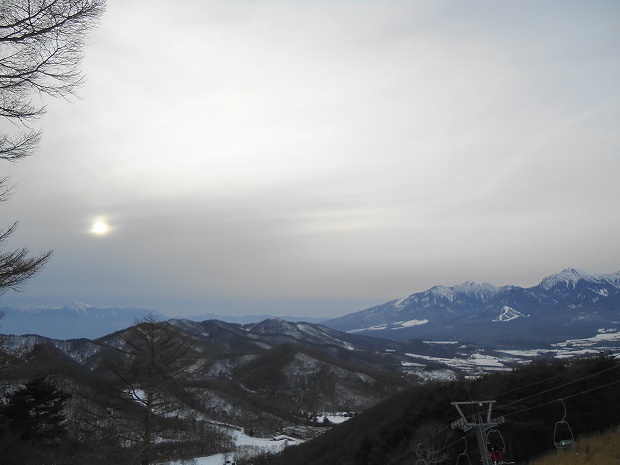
(2, 269, 619, 346)
(323, 269, 620, 345)
(0, 304, 327, 340)
(0, 304, 165, 339)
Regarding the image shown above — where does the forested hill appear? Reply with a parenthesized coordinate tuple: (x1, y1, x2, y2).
(256, 354, 620, 465)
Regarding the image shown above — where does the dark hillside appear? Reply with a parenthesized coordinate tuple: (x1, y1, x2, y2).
(257, 353, 620, 465)
(260, 381, 470, 465)
(1, 320, 416, 463)
(233, 343, 407, 412)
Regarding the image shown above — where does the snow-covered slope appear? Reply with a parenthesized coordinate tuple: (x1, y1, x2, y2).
(493, 306, 528, 322)
(539, 268, 620, 291)
(324, 269, 620, 344)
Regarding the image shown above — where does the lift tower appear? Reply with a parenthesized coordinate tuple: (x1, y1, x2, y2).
(451, 401, 504, 465)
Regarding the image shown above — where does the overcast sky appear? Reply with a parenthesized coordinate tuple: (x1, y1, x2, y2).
(1, 0, 619, 318)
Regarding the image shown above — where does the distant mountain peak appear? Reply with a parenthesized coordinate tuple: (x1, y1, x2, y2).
(0, 305, 165, 339)
(420, 281, 499, 303)
(452, 281, 500, 298)
(251, 318, 299, 334)
(61, 302, 95, 313)
(427, 285, 455, 300)
(324, 268, 620, 344)
(539, 268, 620, 291)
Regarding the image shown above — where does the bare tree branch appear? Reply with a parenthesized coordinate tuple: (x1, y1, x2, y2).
(109, 316, 206, 465)
(0, 0, 105, 295)
(0, 222, 52, 295)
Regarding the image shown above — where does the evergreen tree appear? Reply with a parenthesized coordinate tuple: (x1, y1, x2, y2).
(0, 377, 71, 464)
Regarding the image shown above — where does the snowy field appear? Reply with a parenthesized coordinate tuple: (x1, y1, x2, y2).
(401, 329, 620, 380)
(167, 417, 351, 465)
(169, 454, 227, 465)
(167, 432, 295, 465)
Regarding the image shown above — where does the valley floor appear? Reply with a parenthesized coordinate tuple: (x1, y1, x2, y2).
(168, 414, 352, 464)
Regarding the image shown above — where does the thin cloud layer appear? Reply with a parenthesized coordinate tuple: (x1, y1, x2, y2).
(2, 1, 620, 316)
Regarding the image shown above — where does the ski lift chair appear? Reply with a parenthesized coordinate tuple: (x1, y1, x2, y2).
(486, 428, 508, 464)
(553, 399, 575, 449)
(455, 438, 472, 465)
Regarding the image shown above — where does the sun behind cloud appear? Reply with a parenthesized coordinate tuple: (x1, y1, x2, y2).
(90, 219, 110, 235)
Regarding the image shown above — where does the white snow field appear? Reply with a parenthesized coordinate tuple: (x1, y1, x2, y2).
(167, 424, 304, 465)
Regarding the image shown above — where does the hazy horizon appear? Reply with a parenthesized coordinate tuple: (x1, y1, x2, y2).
(2, 1, 619, 318)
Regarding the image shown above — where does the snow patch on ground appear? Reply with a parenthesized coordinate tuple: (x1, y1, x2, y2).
(316, 412, 353, 424)
(168, 427, 303, 465)
(553, 330, 620, 348)
(349, 319, 429, 332)
(423, 340, 458, 344)
(349, 324, 388, 332)
(393, 319, 429, 328)
(415, 368, 458, 382)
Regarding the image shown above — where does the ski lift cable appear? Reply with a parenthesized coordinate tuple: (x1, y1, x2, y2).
(501, 379, 620, 419)
(434, 430, 477, 462)
(411, 414, 464, 449)
(378, 407, 466, 465)
(383, 424, 475, 465)
(401, 428, 478, 465)
(422, 361, 620, 463)
(399, 431, 476, 465)
(384, 409, 511, 465)
(496, 362, 620, 412)
(401, 416, 475, 463)
(433, 376, 620, 464)
(501, 378, 620, 418)
(425, 361, 619, 440)
(380, 427, 450, 464)
(384, 361, 619, 465)
(562, 378, 620, 401)
(498, 362, 620, 409)
(493, 361, 620, 400)
(441, 365, 620, 460)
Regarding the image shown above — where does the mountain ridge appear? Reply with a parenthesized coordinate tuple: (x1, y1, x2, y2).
(0, 305, 166, 339)
(0, 305, 327, 340)
(2, 268, 619, 344)
(323, 268, 620, 344)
